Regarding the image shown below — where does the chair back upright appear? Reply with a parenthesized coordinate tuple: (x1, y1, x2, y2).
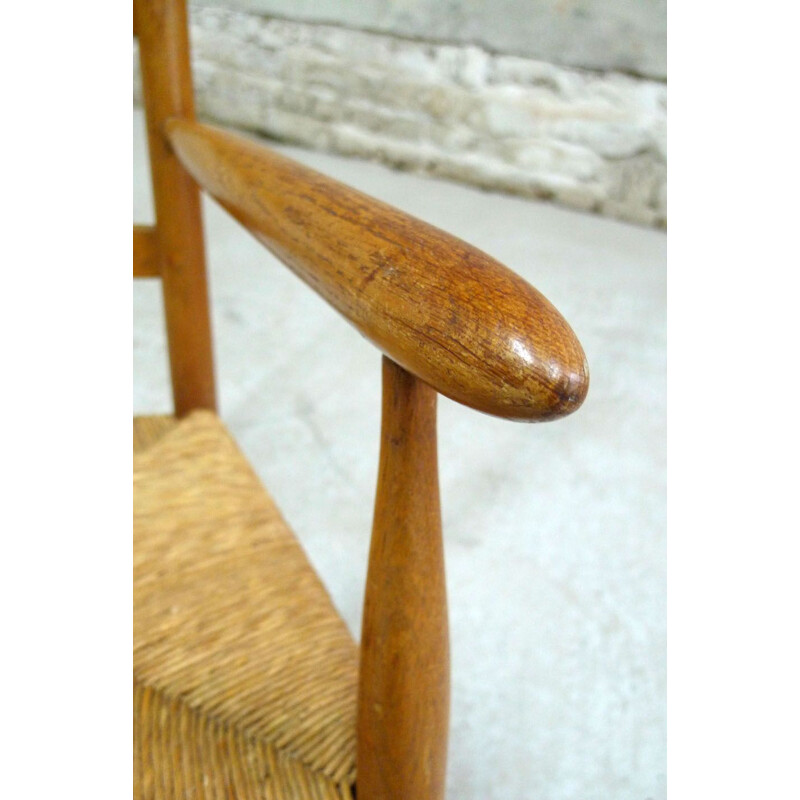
(134, 0, 216, 416)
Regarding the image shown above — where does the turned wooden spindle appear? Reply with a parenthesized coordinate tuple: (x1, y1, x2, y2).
(358, 357, 449, 800)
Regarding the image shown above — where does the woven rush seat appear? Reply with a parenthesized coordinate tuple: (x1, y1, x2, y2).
(133, 415, 178, 455)
(133, 411, 358, 799)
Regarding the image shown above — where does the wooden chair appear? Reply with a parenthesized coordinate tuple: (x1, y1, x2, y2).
(133, 1, 589, 797)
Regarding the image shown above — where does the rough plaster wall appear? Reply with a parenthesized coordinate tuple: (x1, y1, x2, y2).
(133, 5, 666, 226)
(193, 0, 667, 80)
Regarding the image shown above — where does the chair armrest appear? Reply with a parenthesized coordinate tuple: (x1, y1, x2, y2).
(165, 118, 588, 421)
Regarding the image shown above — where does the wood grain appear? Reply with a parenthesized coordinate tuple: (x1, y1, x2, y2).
(358, 357, 449, 800)
(133, 225, 161, 278)
(165, 118, 589, 422)
(135, 0, 216, 416)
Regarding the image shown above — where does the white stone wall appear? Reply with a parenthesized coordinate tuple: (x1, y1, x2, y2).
(134, 5, 666, 226)
(193, 0, 667, 80)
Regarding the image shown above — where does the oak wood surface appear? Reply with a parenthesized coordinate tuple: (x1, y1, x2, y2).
(133, 225, 161, 278)
(165, 118, 588, 422)
(358, 357, 449, 800)
(135, 0, 216, 415)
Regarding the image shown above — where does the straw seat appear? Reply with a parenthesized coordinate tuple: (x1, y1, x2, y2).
(133, 415, 178, 454)
(133, 411, 358, 799)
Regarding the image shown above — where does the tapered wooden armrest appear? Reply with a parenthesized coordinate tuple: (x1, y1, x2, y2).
(165, 118, 588, 421)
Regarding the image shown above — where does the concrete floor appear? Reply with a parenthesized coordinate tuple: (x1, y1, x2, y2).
(134, 108, 666, 800)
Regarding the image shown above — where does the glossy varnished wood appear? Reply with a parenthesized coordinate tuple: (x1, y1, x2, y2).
(135, 0, 216, 415)
(166, 119, 589, 422)
(358, 357, 449, 800)
(133, 225, 161, 278)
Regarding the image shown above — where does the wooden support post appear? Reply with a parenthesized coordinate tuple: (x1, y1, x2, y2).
(135, 0, 216, 415)
(358, 356, 450, 800)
